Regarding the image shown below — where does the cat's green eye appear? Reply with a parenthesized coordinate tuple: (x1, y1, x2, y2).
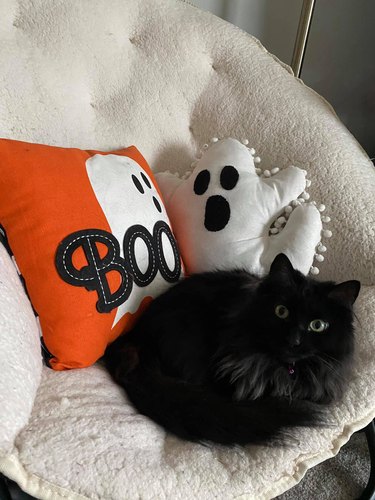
(308, 319, 329, 333)
(275, 305, 289, 319)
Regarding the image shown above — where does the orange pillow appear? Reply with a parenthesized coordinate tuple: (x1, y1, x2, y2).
(0, 139, 182, 370)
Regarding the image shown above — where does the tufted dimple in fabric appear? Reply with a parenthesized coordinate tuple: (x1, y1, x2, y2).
(0, 0, 374, 498)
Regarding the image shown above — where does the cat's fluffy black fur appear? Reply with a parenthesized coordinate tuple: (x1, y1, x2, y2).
(105, 254, 360, 446)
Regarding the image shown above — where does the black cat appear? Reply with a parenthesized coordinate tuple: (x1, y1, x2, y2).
(105, 254, 360, 446)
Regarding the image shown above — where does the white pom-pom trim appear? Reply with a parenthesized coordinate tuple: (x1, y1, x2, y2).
(199, 137, 331, 277)
(276, 195, 331, 277)
(322, 229, 332, 238)
(181, 170, 192, 180)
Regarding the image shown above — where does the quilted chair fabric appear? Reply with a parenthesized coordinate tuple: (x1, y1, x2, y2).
(0, 0, 374, 498)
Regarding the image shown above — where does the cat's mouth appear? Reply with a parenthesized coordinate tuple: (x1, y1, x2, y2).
(280, 352, 312, 364)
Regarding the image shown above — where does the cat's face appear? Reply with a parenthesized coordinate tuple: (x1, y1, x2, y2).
(252, 254, 360, 364)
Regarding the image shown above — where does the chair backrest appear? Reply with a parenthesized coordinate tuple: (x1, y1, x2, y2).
(1, 0, 374, 283)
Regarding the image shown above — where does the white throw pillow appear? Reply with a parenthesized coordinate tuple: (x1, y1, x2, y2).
(156, 138, 331, 276)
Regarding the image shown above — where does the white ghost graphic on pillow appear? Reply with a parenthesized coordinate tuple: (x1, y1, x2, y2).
(86, 154, 181, 326)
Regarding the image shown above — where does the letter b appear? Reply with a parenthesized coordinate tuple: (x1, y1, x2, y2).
(55, 229, 133, 313)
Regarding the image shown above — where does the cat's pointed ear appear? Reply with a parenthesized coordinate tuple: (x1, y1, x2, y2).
(270, 254, 294, 276)
(328, 280, 361, 306)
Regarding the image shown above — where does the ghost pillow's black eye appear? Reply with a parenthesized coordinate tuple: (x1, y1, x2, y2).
(308, 319, 329, 333)
(275, 305, 289, 319)
(194, 170, 210, 195)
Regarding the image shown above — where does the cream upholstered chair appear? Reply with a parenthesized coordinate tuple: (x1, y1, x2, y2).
(0, 0, 374, 498)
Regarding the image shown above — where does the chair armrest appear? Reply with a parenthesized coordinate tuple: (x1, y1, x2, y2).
(0, 245, 42, 455)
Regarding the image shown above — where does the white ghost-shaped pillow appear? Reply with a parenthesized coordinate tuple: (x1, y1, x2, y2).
(156, 138, 330, 276)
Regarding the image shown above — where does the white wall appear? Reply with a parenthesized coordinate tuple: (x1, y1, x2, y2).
(191, 0, 375, 158)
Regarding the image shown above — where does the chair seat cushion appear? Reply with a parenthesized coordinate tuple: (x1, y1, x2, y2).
(2, 285, 374, 499)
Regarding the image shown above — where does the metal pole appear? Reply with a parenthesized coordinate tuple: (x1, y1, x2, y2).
(291, 0, 316, 78)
